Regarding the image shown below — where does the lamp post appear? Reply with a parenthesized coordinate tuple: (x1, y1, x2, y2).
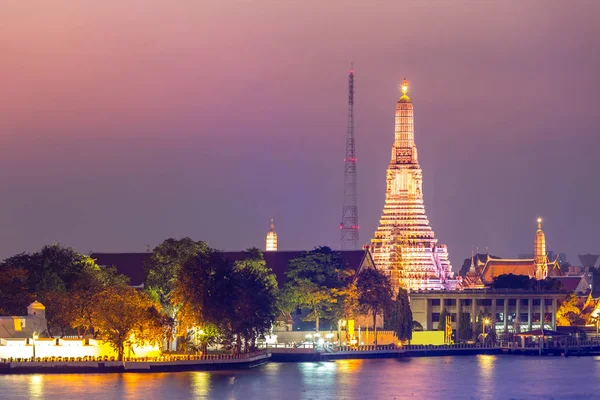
(483, 318, 490, 336)
(32, 332, 39, 360)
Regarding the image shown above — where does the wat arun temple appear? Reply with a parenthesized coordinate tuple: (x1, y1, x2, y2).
(370, 79, 458, 292)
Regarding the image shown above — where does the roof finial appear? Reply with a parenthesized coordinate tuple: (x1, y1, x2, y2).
(537, 217, 542, 230)
(401, 77, 409, 95)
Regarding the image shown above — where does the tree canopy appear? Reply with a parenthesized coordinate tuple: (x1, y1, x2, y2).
(391, 287, 412, 342)
(491, 274, 563, 291)
(91, 286, 165, 360)
(356, 268, 394, 345)
(283, 247, 354, 332)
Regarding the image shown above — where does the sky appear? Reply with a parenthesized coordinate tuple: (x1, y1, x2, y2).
(1, 0, 599, 270)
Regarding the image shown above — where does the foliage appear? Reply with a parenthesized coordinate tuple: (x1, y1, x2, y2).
(491, 274, 563, 291)
(438, 308, 448, 331)
(145, 238, 208, 316)
(229, 248, 279, 353)
(0, 244, 129, 337)
(391, 287, 412, 341)
(91, 286, 165, 361)
(0, 266, 32, 316)
(173, 247, 279, 353)
(458, 313, 472, 341)
(356, 268, 394, 345)
(284, 247, 353, 332)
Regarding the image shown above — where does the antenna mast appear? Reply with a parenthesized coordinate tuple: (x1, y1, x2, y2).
(340, 65, 359, 250)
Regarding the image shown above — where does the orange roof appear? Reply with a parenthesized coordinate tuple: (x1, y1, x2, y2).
(481, 259, 535, 284)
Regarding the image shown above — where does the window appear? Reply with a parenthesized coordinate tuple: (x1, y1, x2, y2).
(477, 299, 492, 306)
(545, 299, 553, 306)
(446, 299, 456, 306)
(520, 299, 529, 307)
(520, 313, 529, 322)
(496, 299, 505, 307)
(508, 299, 517, 306)
(532, 299, 541, 306)
(431, 299, 441, 306)
(432, 313, 440, 322)
(463, 299, 472, 306)
(496, 313, 504, 322)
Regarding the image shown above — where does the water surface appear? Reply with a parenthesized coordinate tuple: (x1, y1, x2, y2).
(0, 355, 597, 399)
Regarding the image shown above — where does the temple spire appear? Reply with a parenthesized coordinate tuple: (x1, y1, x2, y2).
(266, 218, 278, 252)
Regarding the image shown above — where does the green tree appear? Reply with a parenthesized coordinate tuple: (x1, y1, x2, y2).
(145, 238, 208, 314)
(392, 287, 412, 342)
(284, 247, 352, 332)
(0, 266, 33, 315)
(172, 247, 235, 338)
(91, 286, 165, 361)
(458, 313, 472, 341)
(356, 268, 394, 345)
(145, 238, 208, 349)
(230, 248, 279, 353)
(438, 308, 448, 331)
(0, 244, 128, 336)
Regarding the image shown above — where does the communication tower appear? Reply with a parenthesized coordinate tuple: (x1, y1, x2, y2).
(340, 66, 359, 250)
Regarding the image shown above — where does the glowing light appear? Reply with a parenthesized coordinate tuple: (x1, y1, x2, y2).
(537, 217, 542, 223)
(483, 318, 490, 325)
(401, 78, 409, 95)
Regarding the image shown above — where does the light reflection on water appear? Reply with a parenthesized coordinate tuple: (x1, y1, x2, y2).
(1, 356, 599, 399)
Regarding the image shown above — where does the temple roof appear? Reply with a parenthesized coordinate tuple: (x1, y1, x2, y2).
(481, 259, 536, 284)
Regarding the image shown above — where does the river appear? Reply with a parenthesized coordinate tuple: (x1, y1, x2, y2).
(0, 355, 597, 399)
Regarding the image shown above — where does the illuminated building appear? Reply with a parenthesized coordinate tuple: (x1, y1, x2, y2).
(0, 301, 47, 338)
(370, 78, 456, 292)
(265, 219, 278, 252)
(462, 218, 562, 288)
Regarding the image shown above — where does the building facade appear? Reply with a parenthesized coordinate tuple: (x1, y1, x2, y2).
(411, 290, 567, 335)
(370, 79, 456, 292)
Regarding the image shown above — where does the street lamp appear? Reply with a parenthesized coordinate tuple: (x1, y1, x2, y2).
(483, 318, 490, 335)
(32, 332, 39, 360)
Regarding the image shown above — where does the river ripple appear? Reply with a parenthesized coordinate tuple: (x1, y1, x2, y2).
(0, 355, 598, 399)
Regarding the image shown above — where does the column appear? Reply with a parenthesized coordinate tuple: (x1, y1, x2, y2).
(491, 299, 497, 332)
(471, 298, 477, 335)
(527, 298, 532, 331)
(539, 298, 545, 330)
(425, 299, 431, 331)
(503, 298, 509, 333)
(515, 299, 521, 333)
(456, 299, 461, 342)
(552, 298, 557, 330)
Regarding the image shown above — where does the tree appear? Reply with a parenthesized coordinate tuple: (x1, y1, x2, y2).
(0, 266, 33, 315)
(438, 308, 448, 331)
(0, 244, 128, 336)
(284, 247, 352, 332)
(145, 238, 208, 315)
(145, 238, 208, 349)
(392, 287, 412, 342)
(356, 268, 394, 346)
(458, 313, 472, 341)
(171, 247, 231, 334)
(229, 248, 279, 353)
(91, 286, 165, 360)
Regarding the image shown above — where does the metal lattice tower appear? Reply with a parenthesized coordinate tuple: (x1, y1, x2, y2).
(340, 66, 359, 250)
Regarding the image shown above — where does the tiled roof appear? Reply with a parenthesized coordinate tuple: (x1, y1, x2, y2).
(91, 250, 368, 288)
(481, 259, 535, 284)
(553, 276, 583, 293)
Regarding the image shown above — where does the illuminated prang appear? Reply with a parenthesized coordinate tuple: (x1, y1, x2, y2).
(370, 77, 456, 292)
